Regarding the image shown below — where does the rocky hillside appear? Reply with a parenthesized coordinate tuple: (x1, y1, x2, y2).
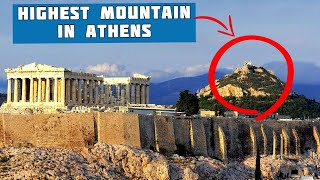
(198, 62, 285, 98)
(0, 143, 318, 179)
(198, 62, 320, 118)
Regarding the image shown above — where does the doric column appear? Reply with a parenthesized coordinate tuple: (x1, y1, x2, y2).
(46, 78, 50, 102)
(131, 84, 135, 104)
(21, 78, 26, 102)
(77, 79, 82, 104)
(120, 86, 125, 106)
(7, 78, 12, 103)
(18, 79, 22, 101)
(66, 78, 71, 103)
(126, 84, 130, 105)
(141, 84, 146, 104)
(41, 79, 46, 102)
(104, 85, 109, 104)
(37, 78, 42, 102)
(83, 79, 88, 104)
(106, 85, 111, 104)
(13, 78, 19, 102)
(146, 85, 150, 104)
(136, 84, 140, 104)
(89, 80, 93, 104)
(100, 81, 106, 104)
(71, 79, 76, 103)
(116, 84, 121, 105)
(94, 81, 98, 104)
(61, 78, 66, 104)
(54, 78, 58, 102)
(100, 81, 104, 104)
(30, 78, 34, 103)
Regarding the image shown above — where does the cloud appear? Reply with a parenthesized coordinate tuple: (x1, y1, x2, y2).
(145, 64, 210, 83)
(182, 64, 209, 76)
(86, 63, 130, 77)
(85, 63, 211, 82)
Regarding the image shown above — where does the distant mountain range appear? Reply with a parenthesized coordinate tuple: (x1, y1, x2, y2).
(150, 71, 229, 105)
(264, 61, 320, 103)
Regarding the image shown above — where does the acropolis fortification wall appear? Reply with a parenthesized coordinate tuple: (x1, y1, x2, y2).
(0, 112, 319, 160)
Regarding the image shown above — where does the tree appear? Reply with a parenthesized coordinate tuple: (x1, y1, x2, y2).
(176, 90, 199, 116)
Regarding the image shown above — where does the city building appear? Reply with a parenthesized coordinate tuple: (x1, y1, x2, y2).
(199, 110, 216, 117)
(117, 104, 186, 117)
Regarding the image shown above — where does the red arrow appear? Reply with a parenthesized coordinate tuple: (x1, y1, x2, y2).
(195, 15, 235, 37)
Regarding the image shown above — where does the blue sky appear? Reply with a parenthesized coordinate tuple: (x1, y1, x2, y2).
(1, 0, 320, 82)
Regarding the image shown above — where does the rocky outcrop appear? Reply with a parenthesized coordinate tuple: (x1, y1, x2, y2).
(217, 84, 244, 98)
(0, 143, 319, 179)
(197, 62, 284, 98)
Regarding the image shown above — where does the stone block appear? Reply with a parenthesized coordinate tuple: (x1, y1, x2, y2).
(154, 116, 177, 154)
(190, 118, 208, 156)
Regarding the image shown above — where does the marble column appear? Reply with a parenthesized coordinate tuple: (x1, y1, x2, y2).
(71, 79, 77, 103)
(141, 84, 146, 104)
(30, 78, 34, 103)
(54, 78, 58, 102)
(95, 81, 99, 104)
(146, 85, 150, 104)
(46, 78, 50, 102)
(7, 78, 12, 103)
(136, 84, 140, 104)
(106, 85, 111, 104)
(77, 79, 82, 104)
(21, 78, 26, 102)
(41, 79, 46, 102)
(18, 79, 22, 101)
(104, 85, 108, 104)
(116, 84, 121, 105)
(120, 87, 125, 106)
(61, 78, 66, 104)
(89, 80, 93, 104)
(37, 78, 42, 102)
(126, 84, 130, 105)
(71, 79, 76, 103)
(100, 81, 104, 104)
(131, 84, 135, 104)
(83, 79, 88, 104)
(13, 78, 18, 102)
(66, 78, 71, 103)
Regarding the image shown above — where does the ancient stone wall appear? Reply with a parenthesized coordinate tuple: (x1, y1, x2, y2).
(189, 118, 208, 156)
(172, 117, 191, 155)
(0, 113, 95, 151)
(154, 116, 177, 154)
(97, 112, 142, 149)
(0, 112, 319, 160)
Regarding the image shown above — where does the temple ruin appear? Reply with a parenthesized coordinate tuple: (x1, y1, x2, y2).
(2, 63, 151, 111)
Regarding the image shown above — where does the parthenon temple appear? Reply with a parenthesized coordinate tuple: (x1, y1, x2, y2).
(2, 63, 151, 110)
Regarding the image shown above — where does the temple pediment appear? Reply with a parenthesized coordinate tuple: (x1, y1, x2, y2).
(5, 63, 70, 73)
